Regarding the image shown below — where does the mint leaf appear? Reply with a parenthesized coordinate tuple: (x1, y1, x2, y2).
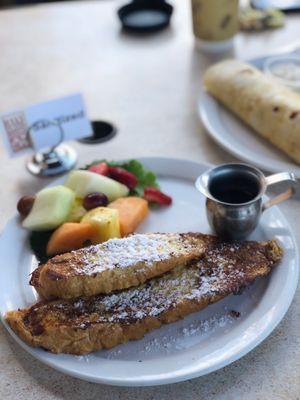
(29, 230, 54, 264)
(144, 171, 159, 188)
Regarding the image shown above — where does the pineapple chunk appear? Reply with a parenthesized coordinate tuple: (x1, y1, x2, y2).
(67, 198, 87, 222)
(23, 186, 75, 231)
(81, 207, 120, 243)
(64, 170, 129, 201)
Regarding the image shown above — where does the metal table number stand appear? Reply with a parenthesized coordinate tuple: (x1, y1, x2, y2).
(26, 119, 77, 177)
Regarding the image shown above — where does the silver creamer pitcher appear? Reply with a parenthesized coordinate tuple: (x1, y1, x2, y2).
(195, 163, 297, 240)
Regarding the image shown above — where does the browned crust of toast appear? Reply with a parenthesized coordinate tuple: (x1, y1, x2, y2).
(7, 238, 282, 355)
(30, 233, 207, 299)
(6, 295, 226, 355)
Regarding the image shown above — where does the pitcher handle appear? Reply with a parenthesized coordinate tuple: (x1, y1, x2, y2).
(262, 172, 297, 211)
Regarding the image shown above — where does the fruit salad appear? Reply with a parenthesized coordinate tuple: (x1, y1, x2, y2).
(17, 160, 172, 261)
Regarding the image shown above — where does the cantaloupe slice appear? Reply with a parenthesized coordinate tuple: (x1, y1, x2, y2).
(108, 197, 149, 236)
(81, 207, 120, 243)
(46, 222, 97, 256)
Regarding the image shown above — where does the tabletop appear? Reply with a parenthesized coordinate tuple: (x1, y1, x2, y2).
(0, 0, 299, 399)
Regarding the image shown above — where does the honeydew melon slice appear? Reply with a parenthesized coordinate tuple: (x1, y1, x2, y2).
(23, 186, 75, 231)
(64, 170, 129, 201)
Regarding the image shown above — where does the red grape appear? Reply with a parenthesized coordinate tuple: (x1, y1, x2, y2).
(83, 192, 108, 210)
(17, 196, 35, 217)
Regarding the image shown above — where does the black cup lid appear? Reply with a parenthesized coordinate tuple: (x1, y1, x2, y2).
(118, 0, 173, 33)
(78, 121, 117, 144)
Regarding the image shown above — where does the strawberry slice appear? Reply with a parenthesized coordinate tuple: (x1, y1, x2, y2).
(108, 166, 138, 189)
(88, 162, 109, 176)
(143, 187, 172, 205)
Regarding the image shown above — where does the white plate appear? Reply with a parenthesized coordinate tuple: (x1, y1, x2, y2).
(198, 90, 300, 178)
(0, 157, 298, 386)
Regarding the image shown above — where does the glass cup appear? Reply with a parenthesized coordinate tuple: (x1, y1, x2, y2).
(191, 0, 239, 52)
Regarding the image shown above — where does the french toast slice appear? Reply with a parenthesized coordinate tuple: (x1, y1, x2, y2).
(30, 233, 207, 300)
(7, 237, 282, 355)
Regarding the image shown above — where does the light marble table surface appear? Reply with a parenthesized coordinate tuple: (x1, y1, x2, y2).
(0, 0, 299, 398)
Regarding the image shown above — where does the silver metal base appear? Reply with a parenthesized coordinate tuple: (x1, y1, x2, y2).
(26, 144, 77, 177)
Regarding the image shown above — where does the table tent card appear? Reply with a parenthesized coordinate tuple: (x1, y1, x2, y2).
(0, 93, 92, 157)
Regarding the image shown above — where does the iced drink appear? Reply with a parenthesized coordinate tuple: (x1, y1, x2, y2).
(191, 0, 239, 50)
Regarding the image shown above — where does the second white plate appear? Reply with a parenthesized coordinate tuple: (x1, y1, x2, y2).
(198, 90, 300, 178)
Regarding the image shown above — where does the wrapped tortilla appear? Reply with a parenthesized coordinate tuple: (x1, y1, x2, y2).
(204, 60, 300, 164)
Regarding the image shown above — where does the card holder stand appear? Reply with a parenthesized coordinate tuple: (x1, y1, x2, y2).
(26, 119, 77, 177)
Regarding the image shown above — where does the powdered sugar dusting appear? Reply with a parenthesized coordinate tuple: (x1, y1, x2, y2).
(69, 233, 200, 275)
(44, 239, 267, 329)
(92, 259, 245, 324)
(67, 242, 249, 326)
(103, 311, 240, 360)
